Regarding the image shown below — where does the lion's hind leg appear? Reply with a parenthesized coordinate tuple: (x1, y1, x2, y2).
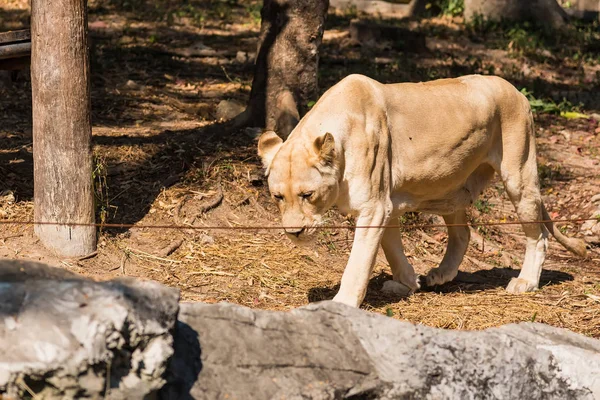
(499, 118, 549, 293)
(502, 163, 548, 293)
(425, 210, 470, 287)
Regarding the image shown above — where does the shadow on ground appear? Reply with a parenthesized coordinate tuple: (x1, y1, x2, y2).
(1, 1, 598, 230)
(308, 268, 574, 308)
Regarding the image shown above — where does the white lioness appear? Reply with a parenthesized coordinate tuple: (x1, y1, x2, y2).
(258, 74, 587, 308)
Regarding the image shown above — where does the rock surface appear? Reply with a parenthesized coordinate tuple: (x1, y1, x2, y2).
(174, 301, 600, 400)
(348, 20, 427, 52)
(0, 259, 179, 400)
(215, 99, 245, 121)
(2, 259, 600, 399)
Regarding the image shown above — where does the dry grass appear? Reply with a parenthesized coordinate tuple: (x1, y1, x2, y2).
(1, 0, 600, 339)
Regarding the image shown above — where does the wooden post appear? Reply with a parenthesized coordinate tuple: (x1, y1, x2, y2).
(31, 0, 96, 256)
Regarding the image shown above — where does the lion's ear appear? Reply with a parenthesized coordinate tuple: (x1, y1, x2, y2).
(257, 130, 283, 170)
(314, 132, 335, 164)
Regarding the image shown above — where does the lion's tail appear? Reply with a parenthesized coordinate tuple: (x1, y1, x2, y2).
(542, 204, 587, 257)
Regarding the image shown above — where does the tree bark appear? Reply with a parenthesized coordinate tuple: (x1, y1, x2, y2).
(242, 0, 329, 139)
(31, 0, 96, 256)
(464, 0, 569, 28)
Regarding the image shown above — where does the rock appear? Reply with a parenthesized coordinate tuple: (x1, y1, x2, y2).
(174, 42, 218, 57)
(349, 20, 427, 53)
(0, 190, 15, 204)
(234, 51, 257, 64)
(0, 259, 179, 400)
(235, 51, 249, 64)
(591, 193, 600, 204)
(199, 233, 215, 245)
(3, 260, 600, 399)
(173, 301, 600, 399)
(215, 99, 245, 121)
(123, 79, 140, 90)
(329, 0, 423, 19)
(584, 235, 600, 245)
(580, 204, 600, 238)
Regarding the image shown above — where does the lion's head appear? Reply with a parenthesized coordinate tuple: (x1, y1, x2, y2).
(258, 130, 340, 242)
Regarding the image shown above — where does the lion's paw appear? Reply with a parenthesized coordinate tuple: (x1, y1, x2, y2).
(332, 293, 361, 308)
(506, 278, 538, 294)
(425, 268, 457, 287)
(381, 280, 412, 297)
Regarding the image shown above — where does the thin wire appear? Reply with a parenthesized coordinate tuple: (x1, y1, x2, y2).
(0, 217, 597, 231)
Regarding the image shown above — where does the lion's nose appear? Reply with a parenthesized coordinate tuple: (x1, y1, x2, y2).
(285, 227, 305, 237)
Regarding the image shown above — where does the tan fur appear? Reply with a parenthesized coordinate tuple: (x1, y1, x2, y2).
(258, 74, 587, 308)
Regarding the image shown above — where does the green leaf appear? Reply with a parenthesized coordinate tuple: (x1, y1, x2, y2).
(560, 111, 589, 120)
(386, 308, 394, 317)
(307, 100, 316, 108)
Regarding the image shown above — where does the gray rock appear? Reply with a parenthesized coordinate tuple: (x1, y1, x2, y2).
(2, 259, 600, 399)
(581, 205, 600, 242)
(0, 259, 179, 400)
(173, 301, 600, 399)
(235, 51, 249, 64)
(349, 20, 427, 53)
(215, 99, 245, 121)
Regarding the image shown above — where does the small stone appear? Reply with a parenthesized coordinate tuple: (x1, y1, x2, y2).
(216, 99, 245, 121)
(120, 35, 134, 44)
(125, 79, 140, 89)
(591, 194, 600, 204)
(0, 190, 15, 204)
(581, 219, 596, 232)
(236, 51, 248, 63)
(199, 233, 215, 245)
(584, 235, 600, 245)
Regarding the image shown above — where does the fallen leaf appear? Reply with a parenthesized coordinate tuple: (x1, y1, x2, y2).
(560, 111, 590, 120)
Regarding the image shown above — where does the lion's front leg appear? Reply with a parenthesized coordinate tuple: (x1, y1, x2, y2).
(332, 206, 389, 307)
(380, 224, 420, 296)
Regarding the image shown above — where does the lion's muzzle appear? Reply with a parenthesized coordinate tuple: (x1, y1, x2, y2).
(284, 226, 306, 238)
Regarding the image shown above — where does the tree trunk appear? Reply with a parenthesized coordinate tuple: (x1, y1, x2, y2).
(242, 0, 329, 139)
(464, 0, 569, 28)
(31, 0, 96, 257)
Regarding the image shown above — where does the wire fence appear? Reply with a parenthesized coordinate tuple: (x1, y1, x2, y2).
(0, 217, 598, 231)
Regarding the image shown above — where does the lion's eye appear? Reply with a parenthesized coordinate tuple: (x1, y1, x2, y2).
(300, 191, 314, 200)
(273, 194, 284, 201)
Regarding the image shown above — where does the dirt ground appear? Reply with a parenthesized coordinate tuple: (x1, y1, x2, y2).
(1, 0, 600, 337)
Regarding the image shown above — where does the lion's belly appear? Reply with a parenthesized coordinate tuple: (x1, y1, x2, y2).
(392, 188, 474, 215)
(391, 162, 496, 216)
